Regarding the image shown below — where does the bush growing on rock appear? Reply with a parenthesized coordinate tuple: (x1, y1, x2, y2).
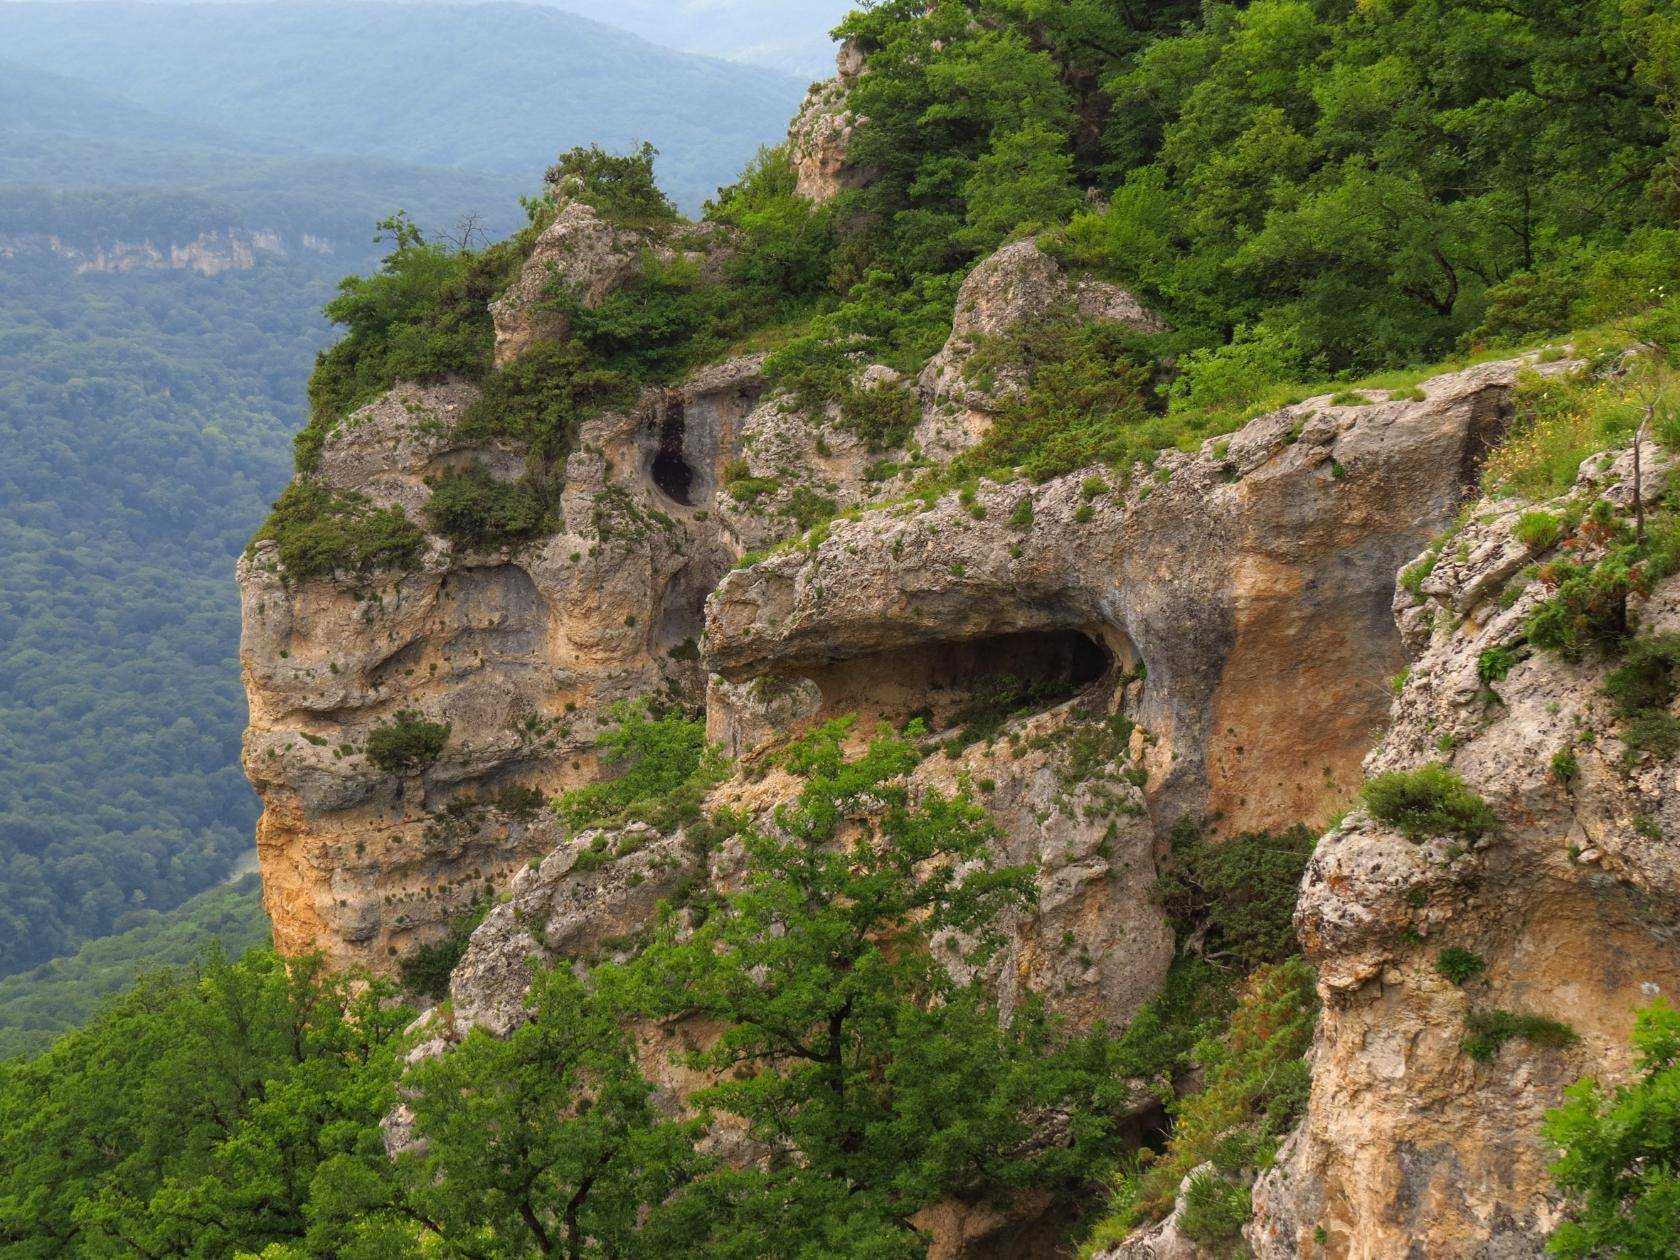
(425, 463, 554, 548)
(1546, 1000, 1680, 1256)
(250, 481, 427, 581)
(1362, 764, 1497, 841)
(365, 711, 451, 774)
(546, 141, 679, 227)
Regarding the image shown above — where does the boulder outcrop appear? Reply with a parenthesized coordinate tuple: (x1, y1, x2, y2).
(707, 360, 1539, 839)
(1248, 437, 1680, 1257)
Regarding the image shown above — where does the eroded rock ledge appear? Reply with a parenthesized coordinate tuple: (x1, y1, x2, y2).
(706, 359, 1534, 838)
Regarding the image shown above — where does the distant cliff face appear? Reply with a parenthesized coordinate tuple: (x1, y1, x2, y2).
(0, 228, 335, 275)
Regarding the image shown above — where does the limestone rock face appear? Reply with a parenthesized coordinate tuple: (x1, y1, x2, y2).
(447, 699, 1172, 1043)
(916, 239, 1163, 462)
(1248, 438, 1680, 1258)
(788, 42, 868, 204)
(708, 360, 1538, 839)
(489, 194, 732, 367)
(239, 357, 758, 968)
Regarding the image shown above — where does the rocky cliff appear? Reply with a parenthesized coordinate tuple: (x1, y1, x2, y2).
(236, 47, 1676, 1259)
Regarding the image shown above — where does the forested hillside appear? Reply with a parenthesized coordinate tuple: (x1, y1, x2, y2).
(6, 0, 1680, 1255)
(0, 0, 806, 210)
(0, 250, 338, 973)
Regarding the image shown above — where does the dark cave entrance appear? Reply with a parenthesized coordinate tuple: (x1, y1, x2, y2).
(799, 627, 1119, 730)
(651, 396, 696, 506)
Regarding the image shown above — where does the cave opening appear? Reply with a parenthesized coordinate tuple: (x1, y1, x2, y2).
(651, 396, 696, 506)
(799, 627, 1120, 730)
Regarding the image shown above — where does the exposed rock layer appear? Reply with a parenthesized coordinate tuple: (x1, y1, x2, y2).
(1249, 440, 1680, 1258)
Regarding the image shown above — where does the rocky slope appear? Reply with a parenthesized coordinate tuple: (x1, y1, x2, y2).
(1238, 437, 1680, 1258)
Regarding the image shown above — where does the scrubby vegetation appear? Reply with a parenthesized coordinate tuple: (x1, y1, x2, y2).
(1462, 1008, 1579, 1062)
(1547, 1000, 1680, 1255)
(1363, 763, 1497, 841)
(554, 703, 726, 835)
(250, 480, 427, 580)
(365, 711, 452, 775)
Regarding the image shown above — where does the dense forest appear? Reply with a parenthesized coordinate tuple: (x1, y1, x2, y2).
(0, 250, 338, 974)
(8, 0, 1680, 1254)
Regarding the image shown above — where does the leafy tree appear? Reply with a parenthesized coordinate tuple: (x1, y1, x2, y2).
(389, 967, 706, 1258)
(1547, 1000, 1680, 1257)
(547, 142, 680, 226)
(609, 721, 1138, 1252)
(0, 949, 409, 1258)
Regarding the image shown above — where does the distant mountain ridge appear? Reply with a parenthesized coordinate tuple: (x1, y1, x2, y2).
(0, 1, 808, 209)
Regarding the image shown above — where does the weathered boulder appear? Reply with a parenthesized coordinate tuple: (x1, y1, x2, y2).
(708, 359, 1552, 840)
(916, 239, 1164, 462)
(1248, 436, 1680, 1258)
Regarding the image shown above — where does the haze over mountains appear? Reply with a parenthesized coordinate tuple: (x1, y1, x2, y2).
(0, 0, 834, 1020)
(0, 0, 813, 210)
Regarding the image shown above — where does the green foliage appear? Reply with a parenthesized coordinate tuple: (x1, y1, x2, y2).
(1463, 1008, 1578, 1062)
(608, 724, 1138, 1250)
(706, 146, 836, 304)
(0, 948, 411, 1257)
(390, 965, 707, 1257)
(943, 318, 1164, 484)
(1546, 1000, 1680, 1257)
(299, 219, 512, 469)
(1179, 1165, 1256, 1248)
(1527, 504, 1680, 661)
(1436, 946, 1488, 986)
(1516, 510, 1563, 553)
(398, 898, 491, 1000)
(1478, 645, 1523, 685)
(425, 463, 555, 548)
(1552, 748, 1582, 784)
(1088, 959, 1319, 1242)
(555, 704, 726, 835)
(1156, 821, 1317, 973)
(0, 878, 267, 1060)
(250, 480, 427, 581)
(1363, 764, 1497, 842)
(456, 337, 625, 462)
(838, 377, 921, 452)
(547, 142, 679, 226)
(364, 710, 451, 775)
(1484, 371, 1658, 498)
(0, 249, 344, 975)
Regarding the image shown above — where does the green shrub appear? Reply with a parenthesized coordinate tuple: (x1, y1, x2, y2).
(1477, 645, 1523, 684)
(838, 377, 920, 451)
(555, 703, 726, 834)
(299, 215, 529, 469)
(250, 481, 426, 581)
(546, 141, 678, 226)
(1551, 748, 1580, 784)
(1436, 947, 1487, 986)
(1179, 1167, 1252, 1247)
(366, 711, 451, 774)
(1603, 634, 1680, 759)
(1515, 510, 1562, 553)
(1157, 822, 1317, 972)
(455, 338, 626, 461)
(425, 464, 555, 547)
(1462, 1009, 1577, 1061)
(1546, 1000, 1680, 1256)
(1362, 764, 1497, 841)
(706, 146, 836, 304)
(1103, 959, 1319, 1230)
(398, 899, 491, 998)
